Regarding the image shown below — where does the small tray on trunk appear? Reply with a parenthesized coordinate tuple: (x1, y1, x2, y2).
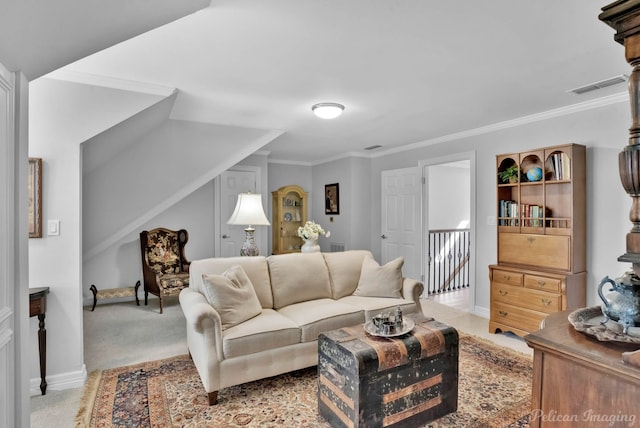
(364, 318, 415, 338)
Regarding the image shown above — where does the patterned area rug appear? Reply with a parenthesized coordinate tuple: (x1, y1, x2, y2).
(75, 335, 532, 427)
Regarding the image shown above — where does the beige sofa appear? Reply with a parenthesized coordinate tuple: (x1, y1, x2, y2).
(179, 250, 424, 405)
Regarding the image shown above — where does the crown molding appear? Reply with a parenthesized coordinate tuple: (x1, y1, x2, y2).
(371, 91, 629, 158)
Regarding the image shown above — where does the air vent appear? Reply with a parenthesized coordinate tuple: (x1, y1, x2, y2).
(330, 242, 346, 252)
(364, 144, 382, 151)
(568, 75, 628, 95)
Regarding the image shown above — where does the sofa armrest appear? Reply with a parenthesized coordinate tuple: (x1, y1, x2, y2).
(402, 277, 424, 313)
(179, 287, 224, 362)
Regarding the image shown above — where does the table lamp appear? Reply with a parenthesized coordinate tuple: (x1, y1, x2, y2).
(226, 192, 271, 256)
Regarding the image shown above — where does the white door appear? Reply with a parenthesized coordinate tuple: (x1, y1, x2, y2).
(219, 170, 258, 257)
(0, 61, 20, 428)
(381, 167, 422, 282)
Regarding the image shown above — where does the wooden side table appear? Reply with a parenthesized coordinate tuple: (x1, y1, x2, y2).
(29, 287, 49, 395)
(524, 310, 640, 427)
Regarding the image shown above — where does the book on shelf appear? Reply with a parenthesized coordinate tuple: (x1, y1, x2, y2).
(499, 200, 518, 226)
(520, 204, 544, 227)
(549, 152, 570, 180)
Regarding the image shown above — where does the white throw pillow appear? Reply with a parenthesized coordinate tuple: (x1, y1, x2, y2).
(201, 265, 262, 330)
(353, 256, 404, 298)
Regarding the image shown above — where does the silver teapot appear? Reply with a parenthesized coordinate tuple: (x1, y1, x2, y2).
(597, 271, 640, 334)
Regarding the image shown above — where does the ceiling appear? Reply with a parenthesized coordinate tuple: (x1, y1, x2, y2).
(18, 1, 635, 164)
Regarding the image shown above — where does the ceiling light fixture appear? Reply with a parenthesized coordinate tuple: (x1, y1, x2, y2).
(312, 102, 345, 119)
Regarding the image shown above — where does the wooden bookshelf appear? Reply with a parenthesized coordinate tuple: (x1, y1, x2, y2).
(490, 144, 586, 337)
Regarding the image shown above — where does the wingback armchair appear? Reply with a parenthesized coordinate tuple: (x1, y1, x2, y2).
(139, 227, 190, 313)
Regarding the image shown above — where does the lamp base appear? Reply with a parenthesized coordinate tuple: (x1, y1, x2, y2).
(241, 226, 260, 256)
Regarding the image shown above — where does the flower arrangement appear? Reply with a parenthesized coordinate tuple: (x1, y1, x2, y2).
(297, 220, 330, 241)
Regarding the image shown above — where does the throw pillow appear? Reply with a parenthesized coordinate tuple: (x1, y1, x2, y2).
(201, 265, 262, 330)
(353, 256, 404, 298)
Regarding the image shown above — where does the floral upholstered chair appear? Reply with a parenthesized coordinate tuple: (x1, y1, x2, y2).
(139, 227, 190, 313)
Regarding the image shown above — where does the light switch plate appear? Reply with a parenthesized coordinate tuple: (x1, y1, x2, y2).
(47, 219, 60, 236)
(487, 216, 496, 226)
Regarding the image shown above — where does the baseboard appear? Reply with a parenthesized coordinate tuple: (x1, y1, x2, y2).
(472, 306, 490, 319)
(30, 364, 87, 396)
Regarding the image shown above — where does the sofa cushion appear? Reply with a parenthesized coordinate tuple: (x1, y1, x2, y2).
(353, 256, 404, 298)
(201, 265, 262, 330)
(267, 252, 332, 309)
(277, 298, 364, 342)
(222, 309, 301, 358)
(323, 250, 373, 299)
(338, 295, 418, 321)
(158, 272, 190, 292)
(189, 256, 273, 308)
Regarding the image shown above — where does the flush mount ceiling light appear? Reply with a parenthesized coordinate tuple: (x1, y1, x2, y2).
(312, 102, 344, 119)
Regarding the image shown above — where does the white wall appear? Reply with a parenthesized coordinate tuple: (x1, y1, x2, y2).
(428, 163, 470, 230)
(83, 118, 269, 256)
(28, 115, 85, 392)
(371, 99, 629, 312)
(311, 157, 371, 252)
(82, 181, 215, 300)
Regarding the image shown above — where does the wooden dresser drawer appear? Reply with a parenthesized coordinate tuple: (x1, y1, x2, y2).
(524, 274, 561, 292)
(492, 283, 561, 314)
(498, 234, 570, 271)
(491, 269, 523, 286)
(491, 301, 548, 333)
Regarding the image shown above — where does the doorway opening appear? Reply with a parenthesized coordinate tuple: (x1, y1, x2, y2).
(421, 153, 475, 312)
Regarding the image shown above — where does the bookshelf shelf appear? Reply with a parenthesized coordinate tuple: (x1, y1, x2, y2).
(490, 144, 586, 337)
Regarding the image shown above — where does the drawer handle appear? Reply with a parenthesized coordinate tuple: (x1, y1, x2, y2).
(502, 275, 510, 280)
(527, 237, 536, 244)
(499, 290, 508, 296)
(537, 280, 546, 287)
(498, 310, 508, 317)
(541, 299, 552, 306)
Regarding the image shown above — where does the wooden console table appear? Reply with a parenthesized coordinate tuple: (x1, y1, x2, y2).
(29, 287, 49, 395)
(524, 310, 640, 427)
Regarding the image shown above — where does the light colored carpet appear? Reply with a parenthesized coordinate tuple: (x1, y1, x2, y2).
(30, 296, 531, 427)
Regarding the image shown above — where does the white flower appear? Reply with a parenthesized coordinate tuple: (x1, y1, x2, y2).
(297, 220, 330, 240)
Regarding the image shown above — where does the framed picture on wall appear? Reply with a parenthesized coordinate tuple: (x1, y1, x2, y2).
(325, 183, 339, 215)
(28, 157, 42, 238)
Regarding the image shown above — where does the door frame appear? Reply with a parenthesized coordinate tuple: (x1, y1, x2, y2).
(214, 166, 265, 257)
(419, 151, 476, 313)
(1, 63, 29, 427)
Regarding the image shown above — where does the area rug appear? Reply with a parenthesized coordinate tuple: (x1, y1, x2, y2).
(75, 335, 532, 427)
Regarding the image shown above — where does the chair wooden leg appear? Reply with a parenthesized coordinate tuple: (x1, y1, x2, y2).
(208, 391, 218, 405)
(144, 291, 148, 305)
(90, 284, 98, 311)
(159, 296, 163, 314)
(134, 280, 140, 306)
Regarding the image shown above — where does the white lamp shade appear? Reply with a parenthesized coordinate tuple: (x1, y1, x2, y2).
(312, 102, 344, 119)
(227, 193, 271, 226)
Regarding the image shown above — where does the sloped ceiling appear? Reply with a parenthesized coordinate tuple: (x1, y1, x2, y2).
(2, 0, 632, 165)
(0, 0, 209, 80)
(54, 0, 630, 164)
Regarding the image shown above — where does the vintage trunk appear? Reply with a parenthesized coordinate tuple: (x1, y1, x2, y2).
(318, 316, 458, 428)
